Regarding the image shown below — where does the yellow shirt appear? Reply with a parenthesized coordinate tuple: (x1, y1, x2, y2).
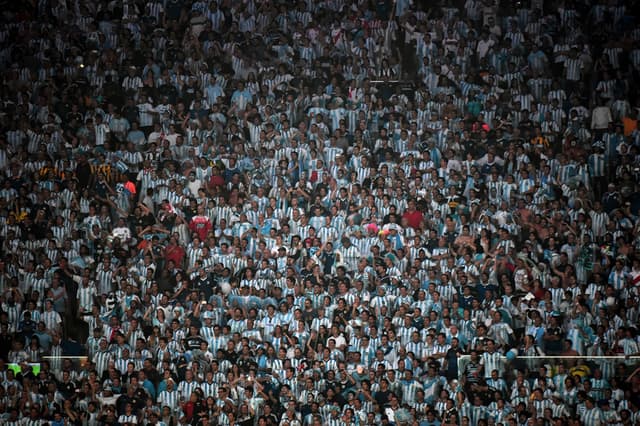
(91, 163, 113, 182)
(531, 136, 549, 148)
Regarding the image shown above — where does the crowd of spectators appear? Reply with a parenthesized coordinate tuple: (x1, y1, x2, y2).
(1, 0, 640, 425)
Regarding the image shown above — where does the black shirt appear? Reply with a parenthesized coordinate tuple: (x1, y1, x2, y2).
(58, 380, 76, 399)
(374, 389, 391, 407)
(185, 335, 206, 351)
(445, 347, 464, 380)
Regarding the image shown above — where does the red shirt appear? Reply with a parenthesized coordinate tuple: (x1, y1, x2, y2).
(182, 401, 195, 422)
(165, 244, 185, 268)
(189, 215, 212, 240)
(402, 209, 423, 229)
(209, 174, 224, 188)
